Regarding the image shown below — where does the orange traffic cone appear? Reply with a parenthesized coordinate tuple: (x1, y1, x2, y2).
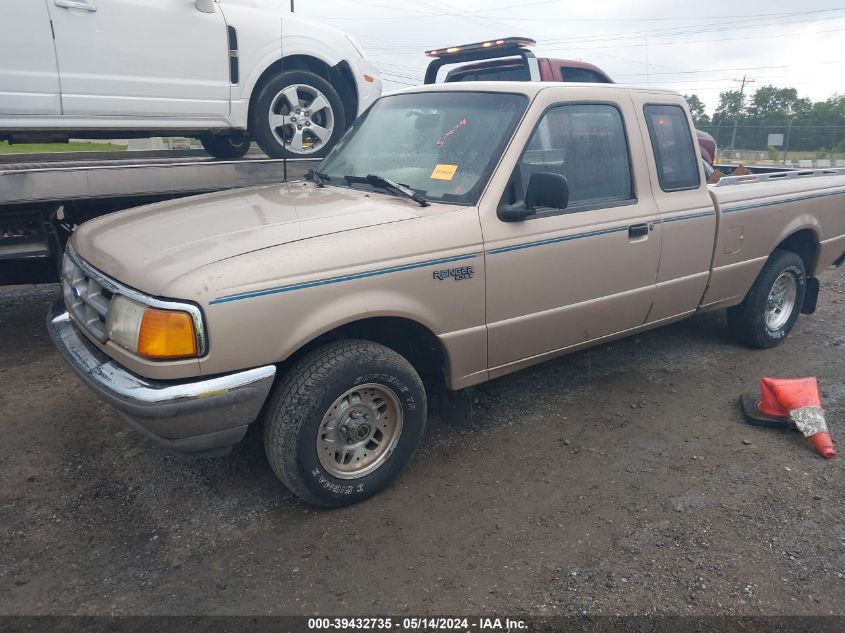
(741, 377, 835, 459)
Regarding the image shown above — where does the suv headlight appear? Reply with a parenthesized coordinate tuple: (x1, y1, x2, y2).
(107, 295, 198, 360)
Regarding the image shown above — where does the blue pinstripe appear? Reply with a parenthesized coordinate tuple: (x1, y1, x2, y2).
(209, 253, 478, 305)
(722, 187, 845, 214)
(207, 207, 723, 304)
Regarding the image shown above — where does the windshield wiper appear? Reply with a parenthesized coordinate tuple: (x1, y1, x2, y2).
(344, 174, 429, 207)
(306, 168, 330, 188)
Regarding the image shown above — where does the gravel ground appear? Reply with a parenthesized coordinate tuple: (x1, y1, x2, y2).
(0, 271, 843, 616)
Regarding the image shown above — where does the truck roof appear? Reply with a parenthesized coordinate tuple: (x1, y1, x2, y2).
(389, 80, 682, 99)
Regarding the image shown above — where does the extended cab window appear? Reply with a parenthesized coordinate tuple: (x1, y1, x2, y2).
(515, 103, 633, 211)
(643, 104, 701, 191)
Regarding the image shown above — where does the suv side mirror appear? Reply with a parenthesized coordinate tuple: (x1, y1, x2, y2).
(195, 0, 216, 13)
(498, 172, 570, 222)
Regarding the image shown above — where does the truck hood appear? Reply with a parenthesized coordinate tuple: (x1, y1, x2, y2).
(71, 182, 423, 294)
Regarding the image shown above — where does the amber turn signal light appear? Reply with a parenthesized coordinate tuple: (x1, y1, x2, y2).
(137, 309, 197, 359)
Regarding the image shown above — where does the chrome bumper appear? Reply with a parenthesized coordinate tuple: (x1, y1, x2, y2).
(47, 299, 276, 455)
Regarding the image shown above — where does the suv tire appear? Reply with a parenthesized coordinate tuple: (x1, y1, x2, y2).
(249, 70, 346, 159)
(199, 132, 251, 159)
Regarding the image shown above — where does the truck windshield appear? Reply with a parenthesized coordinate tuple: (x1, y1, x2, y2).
(317, 91, 528, 205)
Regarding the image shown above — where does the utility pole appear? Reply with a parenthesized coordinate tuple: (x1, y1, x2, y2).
(290, 0, 294, 12)
(730, 75, 755, 150)
(783, 118, 793, 165)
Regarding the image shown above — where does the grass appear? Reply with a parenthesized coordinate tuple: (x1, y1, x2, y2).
(0, 140, 127, 154)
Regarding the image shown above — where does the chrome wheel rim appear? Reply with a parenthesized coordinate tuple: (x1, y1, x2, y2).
(316, 383, 403, 479)
(268, 84, 334, 155)
(765, 271, 798, 331)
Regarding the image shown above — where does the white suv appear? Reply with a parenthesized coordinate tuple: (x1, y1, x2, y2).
(0, 0, 382, 158)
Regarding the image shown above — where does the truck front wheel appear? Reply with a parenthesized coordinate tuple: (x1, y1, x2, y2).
(727, 249, 806, 348)
(263, 340, 427, 507)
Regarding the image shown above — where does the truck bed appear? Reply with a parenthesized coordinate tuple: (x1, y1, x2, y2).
(703, 168, 845, 309)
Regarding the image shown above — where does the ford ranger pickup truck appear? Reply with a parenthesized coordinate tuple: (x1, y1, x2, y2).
(48, 82, 845, 507)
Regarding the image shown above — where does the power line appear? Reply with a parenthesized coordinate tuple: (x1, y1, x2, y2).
(614, 60, 845, 78)
(322, 5, 845, 22)
(327, 0, 559, 19)
(486, 7, 845, 22)
(539, 25, 845, 52)
(629, 72, 842, 85)
(359, 24, 845, 54)
(535, 12, 845, 47)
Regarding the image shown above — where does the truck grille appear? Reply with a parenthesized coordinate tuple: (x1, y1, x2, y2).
(61, 251, 114, 343)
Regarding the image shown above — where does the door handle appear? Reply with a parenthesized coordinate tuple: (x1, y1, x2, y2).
(55, 0, 97, 11)
(628, 223, 649, 239)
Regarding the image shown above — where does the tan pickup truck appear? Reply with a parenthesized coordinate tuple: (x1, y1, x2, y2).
(48, 82, 845, 506)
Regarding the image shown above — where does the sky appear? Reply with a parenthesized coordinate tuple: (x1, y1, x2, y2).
(293, 0, 845, 114)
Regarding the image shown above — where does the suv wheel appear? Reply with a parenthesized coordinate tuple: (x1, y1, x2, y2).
(250, 70, 346, 158)
(263, 340, 427, 507)
(727, 249, 806, 348)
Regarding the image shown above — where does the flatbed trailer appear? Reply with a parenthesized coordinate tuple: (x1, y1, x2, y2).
(0, 150, 313, 285)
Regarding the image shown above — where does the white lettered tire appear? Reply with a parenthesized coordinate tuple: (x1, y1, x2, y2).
(263, 340, 427, 507)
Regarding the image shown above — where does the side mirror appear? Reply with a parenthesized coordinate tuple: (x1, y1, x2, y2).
(525, 172, 569, 211)
(195, 0, 215, 13)
(498, 172, 569, 222)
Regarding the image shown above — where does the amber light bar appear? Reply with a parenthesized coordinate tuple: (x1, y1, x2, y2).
(425, 37, 536, 58)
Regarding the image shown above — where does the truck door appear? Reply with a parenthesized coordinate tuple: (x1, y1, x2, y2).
(47, 0, 230, 118)
(480, 92, 663, 370)
(0, 1, 61, 114)
(628, 94, 716, 323)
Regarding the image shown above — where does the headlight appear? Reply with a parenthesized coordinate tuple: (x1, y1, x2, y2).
(107, 295, 198, 360)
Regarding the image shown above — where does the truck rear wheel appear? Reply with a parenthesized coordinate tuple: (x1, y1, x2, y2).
(263, 340, 427, 507)
(727, 249, 806, 348)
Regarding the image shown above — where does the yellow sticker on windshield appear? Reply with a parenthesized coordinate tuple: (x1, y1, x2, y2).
(431, 164, 458, 181)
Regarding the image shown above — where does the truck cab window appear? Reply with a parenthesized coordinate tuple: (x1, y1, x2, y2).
(445, 62, 531, 83)
(643, 104, 701, 191)
(559, 67, 609, 83)
(515, 103, 634, 211)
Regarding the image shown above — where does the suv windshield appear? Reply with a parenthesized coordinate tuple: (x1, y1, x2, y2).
(318, 91, 529, 205)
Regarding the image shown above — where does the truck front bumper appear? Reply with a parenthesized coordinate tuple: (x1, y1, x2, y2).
(47, 299, 276, 455)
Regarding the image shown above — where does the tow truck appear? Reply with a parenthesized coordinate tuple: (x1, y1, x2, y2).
(424, 37, 612, 84)
(0, 150, 313, 285)
(423, 37, 718, 167)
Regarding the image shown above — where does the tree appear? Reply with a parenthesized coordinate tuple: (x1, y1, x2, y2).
(684, 94, 710, 127)
(713, 89, 744, 124)
(710, 90, 744, 148)
(694, 87, 845, 154)
(748, 86, 810, 118)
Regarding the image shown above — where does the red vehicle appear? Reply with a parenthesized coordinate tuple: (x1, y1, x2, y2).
(425, 37, 612, 84)
(424, 38, 716, 167)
